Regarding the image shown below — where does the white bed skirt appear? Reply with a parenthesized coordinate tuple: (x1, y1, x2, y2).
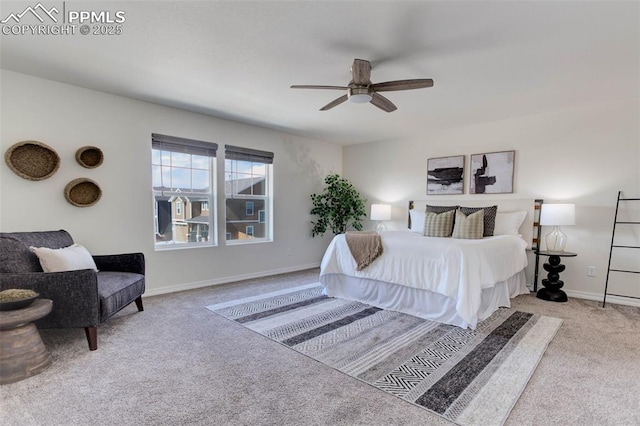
(321, 270, 529, 329)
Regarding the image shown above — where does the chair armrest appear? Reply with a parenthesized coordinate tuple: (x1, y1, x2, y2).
(0, 270, 100, 328)
(93, 253, 145, 275)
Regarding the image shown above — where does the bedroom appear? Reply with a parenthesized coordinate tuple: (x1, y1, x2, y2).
(1, 1, 639, 425)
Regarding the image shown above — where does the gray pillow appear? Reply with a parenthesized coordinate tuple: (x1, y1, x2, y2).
(423, 210, 456, 237)
(426, 205, 459, 214)
(459, 205, 497, 237)
(452, 209, 485, 239)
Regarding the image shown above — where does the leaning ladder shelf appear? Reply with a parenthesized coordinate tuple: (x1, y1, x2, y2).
(602, 191, 640, 307)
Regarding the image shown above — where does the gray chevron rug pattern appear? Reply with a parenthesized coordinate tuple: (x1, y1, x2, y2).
(207, 283, 562, 426)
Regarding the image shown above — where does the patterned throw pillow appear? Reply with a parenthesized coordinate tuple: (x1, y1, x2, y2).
(452, 209, 485, 239)
(423, 209, 456, 237)
(426, 205, 458, 214)
(459, 205, 497, 237)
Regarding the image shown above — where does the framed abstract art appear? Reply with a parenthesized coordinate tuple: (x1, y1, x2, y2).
(427, 155, 464, 195)
(470, 150, 515, 194)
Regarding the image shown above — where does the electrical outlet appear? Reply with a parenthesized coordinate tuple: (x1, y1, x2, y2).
(587, 266, 597, 277)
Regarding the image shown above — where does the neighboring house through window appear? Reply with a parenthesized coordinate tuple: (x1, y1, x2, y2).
(225, 145, 274, 242)
(152, 133, 218, 247)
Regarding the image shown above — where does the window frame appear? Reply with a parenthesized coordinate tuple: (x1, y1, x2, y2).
(245, 201, 254, 216)
(152, 133, 218, 250)
(224, 144, 274, 245)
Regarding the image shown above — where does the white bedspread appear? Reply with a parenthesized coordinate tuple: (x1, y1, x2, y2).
(320, 231, 528, 327)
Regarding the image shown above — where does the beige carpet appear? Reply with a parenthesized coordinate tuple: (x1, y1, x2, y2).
(1, 268, 639, 425)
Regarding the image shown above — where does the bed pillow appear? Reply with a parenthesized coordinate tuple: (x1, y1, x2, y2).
(452, 209, 485, 239)
(29, 244, 98, 273)
(459, 205, 497, 237)
(409, 209, 425, 233)
(426, 205, 458, 214)
(423, 209, 456, 237)
(425, 205, 459, 234)
(494, 211, 527, 236)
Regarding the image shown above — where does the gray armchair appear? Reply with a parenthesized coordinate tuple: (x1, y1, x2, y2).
(0, 230, 145, 350)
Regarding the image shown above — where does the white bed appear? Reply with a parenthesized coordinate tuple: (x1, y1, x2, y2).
(319, 199, 535, 329)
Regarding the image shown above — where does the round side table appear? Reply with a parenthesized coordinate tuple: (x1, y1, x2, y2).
(0, 299, 53, 385)
(534, 251, 577, 302)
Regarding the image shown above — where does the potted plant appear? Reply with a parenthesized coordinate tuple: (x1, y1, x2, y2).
(310, 174, 367, 237)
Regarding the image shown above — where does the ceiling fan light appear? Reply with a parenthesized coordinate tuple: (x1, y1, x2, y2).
(348, 86, 373, 104)
(349, 93, 373, 103)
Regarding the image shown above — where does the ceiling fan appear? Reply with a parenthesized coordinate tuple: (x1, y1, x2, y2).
(290, 58, 434, 113)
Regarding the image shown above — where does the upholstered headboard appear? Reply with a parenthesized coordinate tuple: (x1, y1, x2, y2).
(408, 198, 542, 250)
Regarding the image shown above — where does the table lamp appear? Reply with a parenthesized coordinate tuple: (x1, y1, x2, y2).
(370, 204, 391, 232)
(540, 203, 575, 252)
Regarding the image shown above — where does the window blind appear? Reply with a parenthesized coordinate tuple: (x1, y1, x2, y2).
(152, 133, 218, 157)
(225, 145, 273, 164)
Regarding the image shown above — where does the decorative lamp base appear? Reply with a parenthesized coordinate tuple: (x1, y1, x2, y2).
(545, 226, 567, 252)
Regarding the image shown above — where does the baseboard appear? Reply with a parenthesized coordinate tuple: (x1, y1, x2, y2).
(565, 289, 640, 308)
(144, 262, 320, 297)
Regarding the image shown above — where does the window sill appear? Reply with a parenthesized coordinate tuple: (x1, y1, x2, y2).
(154, 242, 217, 252)
(225, 239, 273, 247)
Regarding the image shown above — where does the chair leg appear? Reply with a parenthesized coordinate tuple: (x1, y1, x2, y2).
(85, 326, 97, 351)
(134, 296, 144, 312)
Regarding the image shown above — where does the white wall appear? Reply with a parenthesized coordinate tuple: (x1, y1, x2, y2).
(2, 70, 638, 304)
(344, 100, 640, 305)
(0, 70, 341, 294)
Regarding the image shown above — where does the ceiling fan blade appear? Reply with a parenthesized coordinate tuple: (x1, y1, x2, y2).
(350, 59, 372, 85)
(320, 94, 349, 111)
(290, 85, 348, 90)
(370, 93, 397, 113)
(371, 79, 434, 92)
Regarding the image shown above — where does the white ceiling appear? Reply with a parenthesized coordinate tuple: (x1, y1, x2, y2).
(1, 1, 638, 145)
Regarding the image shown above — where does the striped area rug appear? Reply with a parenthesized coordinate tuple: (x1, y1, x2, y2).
(207, 283, 562, 426)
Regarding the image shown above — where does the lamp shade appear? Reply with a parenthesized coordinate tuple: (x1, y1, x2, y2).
(540, 204, 575, 226)
(370, 204, 391, 221)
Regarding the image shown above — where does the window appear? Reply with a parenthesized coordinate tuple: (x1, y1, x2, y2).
(224, 145, 273, 242)
(152, 133, 218, 248)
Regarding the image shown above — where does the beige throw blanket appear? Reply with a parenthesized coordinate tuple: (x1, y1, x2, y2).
(345, 231, 383, 271)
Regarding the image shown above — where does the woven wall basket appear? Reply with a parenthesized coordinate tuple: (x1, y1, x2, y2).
(4, 141, 60, 181)
(64, 178, 102, 207)
(75, 146, 104, 169)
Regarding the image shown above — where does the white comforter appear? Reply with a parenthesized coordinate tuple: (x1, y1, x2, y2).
(320, 231, 528, 327)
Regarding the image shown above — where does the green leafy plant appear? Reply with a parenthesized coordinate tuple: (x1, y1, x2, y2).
(310, 174, 367, 237)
